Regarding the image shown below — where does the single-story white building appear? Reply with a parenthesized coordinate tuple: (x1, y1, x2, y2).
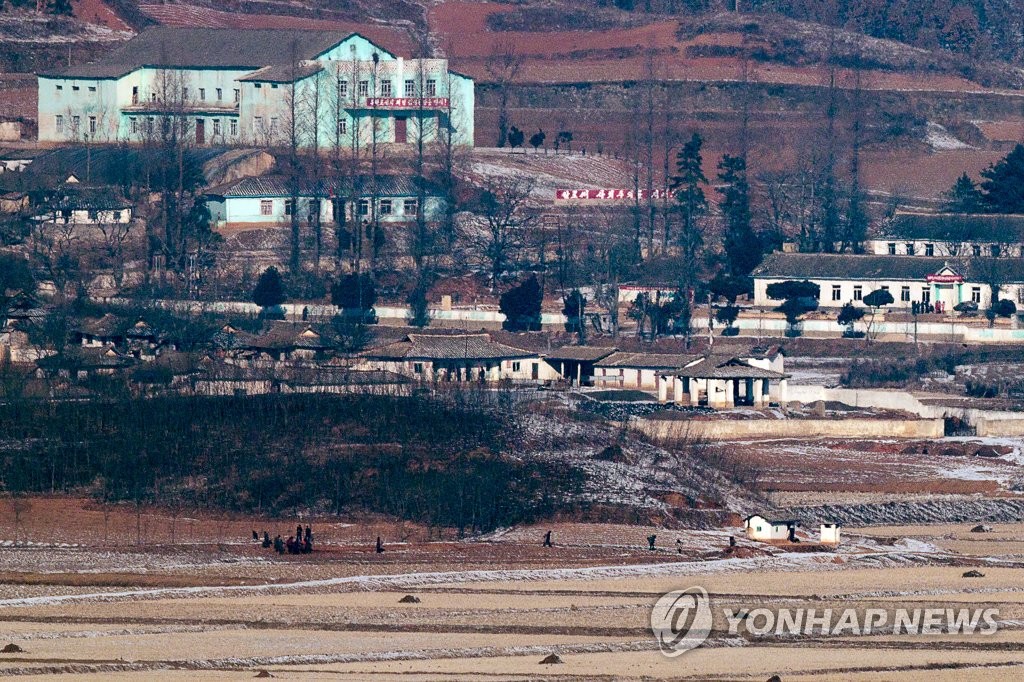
(753, 252, 1024, 313)
(820, 523, 842, 545)
(32, 185, 133, 226)
(744, 514, 799, 542)
(205, 174, 444, 229)
(867, 212, 1024, 259)
(658, 355, 789, 408)
(592, 351, 700, 391)
(359, 333, 559, 383)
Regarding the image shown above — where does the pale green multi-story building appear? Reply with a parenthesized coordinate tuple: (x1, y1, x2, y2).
(37, 28, 474, 150)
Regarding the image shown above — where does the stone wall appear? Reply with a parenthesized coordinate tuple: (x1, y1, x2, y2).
(632, 416, 944, 441)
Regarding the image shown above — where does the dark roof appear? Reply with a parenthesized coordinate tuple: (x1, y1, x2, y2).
(364, 334, 535, 361)
(673, 357, 787, 380)
(24, 146, 231, 186)
(754, 252, 1024, 283)
(211, 174, 430, 198)
(594, 351, 699, 369)
(38, 186, 131, 213)
(881, 212, 1024, 243)
(239, 63, 324, 83)
(544, 346, 618, 362)
(41, 28, 354, 78)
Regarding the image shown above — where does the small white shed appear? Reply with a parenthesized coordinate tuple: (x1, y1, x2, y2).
(744, 514, 799, 542)
(820, 523, 842, 545)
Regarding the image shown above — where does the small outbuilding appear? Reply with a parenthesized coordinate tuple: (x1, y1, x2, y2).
(820, 523, 842, 545)
(744, 514, 799, 542)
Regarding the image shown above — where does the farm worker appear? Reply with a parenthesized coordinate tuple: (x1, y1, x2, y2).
(543, 530, 553, 547)
(647, 534, 657, 551)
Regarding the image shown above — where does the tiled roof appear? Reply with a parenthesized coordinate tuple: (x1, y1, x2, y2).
(211, 174, 429, 198)
(544, 346, 618, 362)
(754, 252, 1024, 283)
(594, 351, 699, 369)
(673, 357, 787, 380)
(365, 334, 535, 360)
(881, 212, 1024, 242)
(41, 28, 354, 78)
(239, 63, 324, 83)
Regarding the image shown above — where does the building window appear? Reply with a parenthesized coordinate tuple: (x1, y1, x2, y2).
(921, 288, 931, 304)
(405, 79, 415, 96)
(72, 115, 80, 131)
(72, 85, 80, 91)
(426, 79, 437, 96)
(254, 83, 262, 89)
(234, 88, 240, 102)
(971, 286, 982, 303)
(853, 286, 863, 301)
(113, 211, 122, 221)
(338, 79, 348, 97)
(229, 119, 238, 136)
(337, 119, 347, 136)
(269, 116, 278, 133)
(131, 86, 138, 103)
(55, 115, 64, 134)
(380, 79, 392, 97)
(358, 198, 369, 216)
(887, 243, 896, 255)
(972, 244, 982, 257)
(216, 88, 223, 101)
(925, 243, 934, 256)
(271, 83, 278, 89)
(512, 361, 521, 372)
(88, 86, 96, 92)
(254, 115, 263, 131)
(284, 199, 293, 216)
(379, 199, 393, 215)
(182, 87, 189, 100)
(901, 286, 911, 302)
(905, 243, 915, 256)
(56, 84, 63, 92)
(151, 92, 158, 102)
(1018, 286, 1024, 304)
(199, 88, 206, 101)
(991, 244, 1001, 257)
(87, 209, 98, 221)
(129, 117, 138, 134)
(404, 198, 418, 215)
(358, 80, 369, 97)
(212, 119, 221, 136)
(146, 117, 154, 134)
(88, 116, 97, 135)
(260, 200, 273, 216)
(413, 362, 423, 374)
(831, 284, 841, 301)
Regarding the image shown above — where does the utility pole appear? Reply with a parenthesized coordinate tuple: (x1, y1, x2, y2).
(707, 292, 714, 348)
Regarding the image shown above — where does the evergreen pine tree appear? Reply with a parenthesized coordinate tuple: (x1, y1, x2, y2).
(980, 144, 1024, 213)
(717, 154, 761, 280)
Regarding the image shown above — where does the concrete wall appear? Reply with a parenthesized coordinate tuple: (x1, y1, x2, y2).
(632, 416, 945, 441)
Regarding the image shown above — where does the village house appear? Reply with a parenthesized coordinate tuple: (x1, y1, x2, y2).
(744, 514, 799, 542)
(820, 523, 842, 545)
(32, 185, 133, 227)
(867, 212, 1024, 258)
(359, 333, 557, 383)
(0, 291, 48, 363)
(37, 28, 474, 150)
(657, 355, 789, 408)
(205, 175, 443, 230)
(753, 252, 1024, 313)
(0, 191, 28, 213)
(542, 346, 617, 385)
(592, 352, 700, 390)
(211, 323, 337, 364)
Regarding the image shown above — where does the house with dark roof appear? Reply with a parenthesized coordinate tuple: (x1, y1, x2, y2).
(868, 212, 1024, 258)
(542, 345, 618, 385)
(359, 333, 558, 383)
(592, 351, 701, 390)
(658, 355, 790, 408)
(37, 28, 474, 151)
(753, 252, 1024, 313)
(32, 184, 132, 227)
(204, 174, 443, 229)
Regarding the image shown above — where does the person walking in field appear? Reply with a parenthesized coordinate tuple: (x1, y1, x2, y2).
(376, 536, 384, 553)
(543, 530, 553, 547)
(647, 534, 657, 551)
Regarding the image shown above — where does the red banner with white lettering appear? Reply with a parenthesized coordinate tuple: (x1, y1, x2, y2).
(365, 97, 450, 109)
(555, 189, 668, 202)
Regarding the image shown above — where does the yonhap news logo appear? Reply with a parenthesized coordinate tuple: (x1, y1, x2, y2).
(650, 587, 713, 657)
(651, 587, 1000, 657)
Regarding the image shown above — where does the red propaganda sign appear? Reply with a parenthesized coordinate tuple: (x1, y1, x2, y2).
(365, 97, 450, 109)
(556, 189, 668, 202)
(926, 273, 964, 283)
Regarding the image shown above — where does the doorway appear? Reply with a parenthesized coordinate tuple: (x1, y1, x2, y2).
(394, 116, 407, 143)
(196, 119, 205, 145)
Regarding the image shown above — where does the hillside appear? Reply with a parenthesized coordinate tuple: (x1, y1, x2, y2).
(8, 0, 1024, 198)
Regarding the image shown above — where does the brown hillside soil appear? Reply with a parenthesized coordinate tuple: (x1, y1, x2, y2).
(71, 0, 131, 32)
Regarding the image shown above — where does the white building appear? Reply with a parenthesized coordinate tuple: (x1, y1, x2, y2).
(820, 523, 842, 545)
(744, 515, 799, 542)
(359, 333, 559, 383)
(867, 212, 1024, 258)
(592, 352, 699, 390)
(753, 252, 1024, 313)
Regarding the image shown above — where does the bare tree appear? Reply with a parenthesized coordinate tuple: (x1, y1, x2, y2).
(485, 39, 523, 148)
(462, 175, 536, 289)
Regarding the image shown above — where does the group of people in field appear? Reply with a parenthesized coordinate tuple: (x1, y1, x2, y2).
(254, 525, 313, 554)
